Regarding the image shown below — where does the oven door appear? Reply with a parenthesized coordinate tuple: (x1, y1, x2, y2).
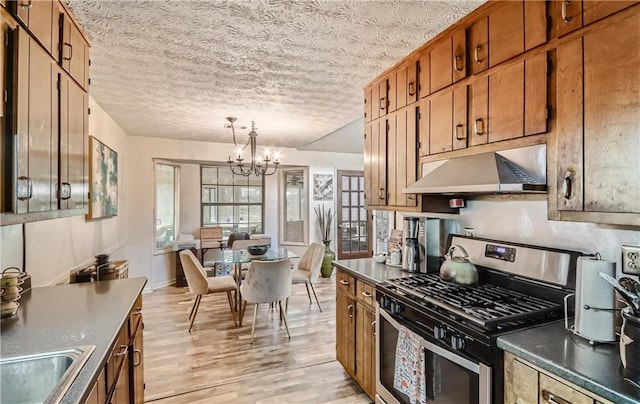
(376, 304, 492, 404)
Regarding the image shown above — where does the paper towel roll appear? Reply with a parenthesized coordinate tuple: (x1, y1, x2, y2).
(575, 256, 616, 342)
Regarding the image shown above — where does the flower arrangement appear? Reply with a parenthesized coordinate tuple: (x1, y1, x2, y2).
(314, 204, 336, 242)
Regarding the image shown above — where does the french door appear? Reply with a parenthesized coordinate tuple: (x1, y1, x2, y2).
(336, 170, 371, 259)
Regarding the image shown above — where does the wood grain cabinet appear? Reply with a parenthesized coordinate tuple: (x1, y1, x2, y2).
(364, 87, 372, 122)
(425, 86, 467, 154)
(13, 0, 56, 56)
(335, 269, 376, 400)
(363, 120, 387, 207)
(387, 106, 418, 208)
(430, 27, 465, 93)
(551, 0, 636, 38)
(504, 352, 613, 404)
(395, 59, 418, 110)
(552, 5, 640, 225)
(57, 2, 90, 90)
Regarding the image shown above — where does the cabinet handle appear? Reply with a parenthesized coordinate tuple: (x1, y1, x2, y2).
(379, 97, 386, 110)
(378, 188, 385, 200)
(63, 42, 73, 61)
(347, 304, 354, 319)
(339, 279, 349, 286)
(17, 176, 33, 200)
(454, 54, 464, 72)
(562, 170, 573, 199)
(361, 290, 372, 298)
(133, 348, 142, 366)
(19, 0, 32, 9)
(114, 344, 128, 357)
(407, 81, 416, 96)
(58, 182, 72, 200)
(407, 194, 416, 201)
(455, 124, 465, 140)
(541, 389, 571, 404)
(561, 0, 572, 22)
(132, 308, 142, 315)
(474, 45, 483, 64)
(371, 320, 376, 336)
(474, 118, 484, 135)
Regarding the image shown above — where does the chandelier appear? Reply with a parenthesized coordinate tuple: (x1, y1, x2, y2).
(225, 117, 280, 177)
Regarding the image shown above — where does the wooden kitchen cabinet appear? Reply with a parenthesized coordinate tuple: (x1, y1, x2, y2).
(335, 269, 376, 400)
(363, 120, 387, 207)
(395, 59, 418, 110)
(430, 27, 465, 93)
(553, 5, 640, 225)
(551, 0, 636, 38)
(390, 106, 418, 207)
(488, 1, 525, 68)
(364, 87, 372, 122)
(85, 368, 106, 404)
(504, 352, 613, 404)
(57, 2, 90, 90)
(427, 85, 467, 154)
(13, 0, 55, 56)
(418, 51, 430, 99)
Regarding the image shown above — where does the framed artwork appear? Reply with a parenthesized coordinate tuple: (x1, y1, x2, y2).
(87, 136, 118, 219)
(313, 174, 333, 201)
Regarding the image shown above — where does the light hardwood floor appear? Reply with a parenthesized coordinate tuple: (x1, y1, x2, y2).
(142, 275, 371, 403)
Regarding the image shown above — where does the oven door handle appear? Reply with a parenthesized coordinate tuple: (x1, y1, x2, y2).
(379, 306, 481, 374)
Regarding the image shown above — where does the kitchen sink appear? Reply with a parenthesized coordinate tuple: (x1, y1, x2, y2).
(0, 345, 95, 404)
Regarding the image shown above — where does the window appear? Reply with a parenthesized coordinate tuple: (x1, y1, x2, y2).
(201, 166, 264, 236)
(155, 162, 180, 252)
(280, 168, 308, 245)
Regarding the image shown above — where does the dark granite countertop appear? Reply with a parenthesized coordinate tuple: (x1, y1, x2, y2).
(333, 258, 415, 284)
(498, 320, 640, 404)
(0, 277, 147, 404)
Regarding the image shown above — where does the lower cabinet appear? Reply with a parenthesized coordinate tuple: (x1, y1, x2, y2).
(335, 269, 376, 399)
(85, 292, 144, 404)
(503, 352, 612, 404)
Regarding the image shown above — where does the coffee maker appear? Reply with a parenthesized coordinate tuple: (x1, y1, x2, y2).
(402, 217, 421, 272)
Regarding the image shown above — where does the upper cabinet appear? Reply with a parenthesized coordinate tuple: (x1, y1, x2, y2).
(13, 0, 55, 56)
(58, 2, 90, 90)
(552, 5, 640, 226)
(395, 59, 418, 110)
(551, 0, 636, 37)
(430, 27, 466, 93)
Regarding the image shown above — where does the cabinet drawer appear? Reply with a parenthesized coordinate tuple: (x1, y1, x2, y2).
(539, 373, 593, 404)
(356, 281, 375, 309)
(336, 270, 355, 296)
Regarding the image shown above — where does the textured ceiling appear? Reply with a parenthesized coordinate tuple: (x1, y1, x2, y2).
(69, 0, 484, 152)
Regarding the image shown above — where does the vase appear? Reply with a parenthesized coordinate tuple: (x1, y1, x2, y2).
(321, 240, 336, 278)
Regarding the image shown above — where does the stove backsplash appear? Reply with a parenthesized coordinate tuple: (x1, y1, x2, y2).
(396, 199, 639, 278)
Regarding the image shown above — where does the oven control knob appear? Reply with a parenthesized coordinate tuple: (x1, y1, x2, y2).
(451, 335, 465, 350)
(390, 301, 404, 315)
(380, 296, 391, 309)
(433, 326, 447, 340)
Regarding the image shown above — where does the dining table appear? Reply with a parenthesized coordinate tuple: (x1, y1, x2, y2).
(208, 247, 299, 326)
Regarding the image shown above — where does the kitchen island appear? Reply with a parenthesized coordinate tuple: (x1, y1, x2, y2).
(0, 277, 147, 404)
(498, 320, 640, 404)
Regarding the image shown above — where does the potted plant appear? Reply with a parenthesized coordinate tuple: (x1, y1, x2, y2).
(314, 204, 336, 277)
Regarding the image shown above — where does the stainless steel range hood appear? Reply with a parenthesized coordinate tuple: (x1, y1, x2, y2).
(403, 144, 547, 194)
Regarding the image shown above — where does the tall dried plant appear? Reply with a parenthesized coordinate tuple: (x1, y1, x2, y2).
(314, 205, 336, 242)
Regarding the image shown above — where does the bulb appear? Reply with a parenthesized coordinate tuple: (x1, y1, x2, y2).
(236, 147, 243, 159)
(273, 152, 280, 163)
(264, 149, 271, 160)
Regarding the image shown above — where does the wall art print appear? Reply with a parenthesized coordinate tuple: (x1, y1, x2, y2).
(313, 173, 333, 201)
(87, 136, 118, 219)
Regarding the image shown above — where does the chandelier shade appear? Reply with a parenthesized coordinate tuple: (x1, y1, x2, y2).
(225, 117, 280, 177)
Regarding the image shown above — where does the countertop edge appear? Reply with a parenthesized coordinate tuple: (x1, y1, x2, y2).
(497, 336, 635, 404)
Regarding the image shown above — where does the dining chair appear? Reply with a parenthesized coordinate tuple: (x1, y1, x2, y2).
(227, 232, 250, 249)
(240, 258, 292, 343)
(231, 238, 272, 276)
(289, 242, 325, 312)
(179, 249, 238, 332)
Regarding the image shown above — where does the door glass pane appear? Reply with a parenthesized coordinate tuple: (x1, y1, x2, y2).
(351, 176, 359, 190)
(342, 192, 349, 206)
(359, 177, 365, 190)
(283, 169, 305, 243)
(155, 164, 177, 250)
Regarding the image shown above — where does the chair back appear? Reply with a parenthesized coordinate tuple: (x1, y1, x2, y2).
(179, 250, 208, 295)
(242, 259, 292, 304)
(231, 238, 271, 251)
(227, 232, 250, 248)
(297, 242, 325, 281)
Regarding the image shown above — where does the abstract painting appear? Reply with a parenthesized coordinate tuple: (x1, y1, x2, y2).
(313, 173, 333, 201)
(87, 136, 118, 219)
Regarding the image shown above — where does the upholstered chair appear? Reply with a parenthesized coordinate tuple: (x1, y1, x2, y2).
(179, 249, 238, 332)
(290, 242, 325, 312)
(240, 258, 292, 343)
(227, 232, 250, 249)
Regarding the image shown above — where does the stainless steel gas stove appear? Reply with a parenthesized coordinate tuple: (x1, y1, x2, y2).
(375, 235, 582, 404)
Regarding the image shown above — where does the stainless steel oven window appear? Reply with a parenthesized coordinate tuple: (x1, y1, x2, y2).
(376, 304, 492, 404)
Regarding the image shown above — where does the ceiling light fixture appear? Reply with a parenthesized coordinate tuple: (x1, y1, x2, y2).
(225, 117, 280, 177)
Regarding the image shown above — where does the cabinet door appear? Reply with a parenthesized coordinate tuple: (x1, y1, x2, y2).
(395, 106, 418, 207)
(379, 78, 389, 117)
(336, 291, 355, 376)
(386, 113, 397, 206)
(582, 7, 640, 213)
(488, 61, 524, 143)
(430, 28, 465, 92)
(469, 76, 488, 146)
(15, 0, 54, 55)
(371, 82, 380, 121)
(61, 11, 89, 90)
(488, 1, 524, 67)
(552, 0, 583, 37)
(418, 52, 430, 98)
(363, 123, 373, 206)
(469, 16, 488, 74)
(418, 98, 430, 156)
(355, 303, 376, 399)
(539, 374, 593, 404)
(406, 59, 418, 105)
(395, 66, 407, 110)
(405, 106, 418, 207)
(59, 72, 87, 210)
(386, 74, 396, 113)
(525, 0, 547, 51)
(429, 91, 453, 154)
(16, 28, 58, 214)
(524, 53, 548, 136)
(377, 119, 388, 205)
(364, 87, 372, 122)
(583, 1, 636, 26)
(504, 354, 538, 404)
(130, 319, 144, 404)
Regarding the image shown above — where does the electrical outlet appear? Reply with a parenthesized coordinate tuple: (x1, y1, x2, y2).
(621, 245, 640, 275)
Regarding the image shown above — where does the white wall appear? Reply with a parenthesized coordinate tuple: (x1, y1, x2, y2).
(398, 199, 640, 277)
(0, 98, 130, 286)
